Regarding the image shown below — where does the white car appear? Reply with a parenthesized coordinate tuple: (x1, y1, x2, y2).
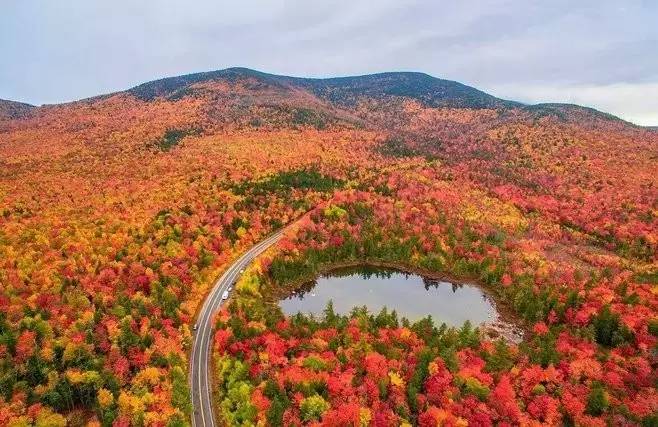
(228, 286, 233, 292)
(222, 290, 229, 300)
(239, 268, 244, 274)
(192, 324, 198, 331)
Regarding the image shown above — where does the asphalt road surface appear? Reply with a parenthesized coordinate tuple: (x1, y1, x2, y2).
(190, 229, 284, 427)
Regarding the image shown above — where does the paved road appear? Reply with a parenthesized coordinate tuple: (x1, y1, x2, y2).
(190, 229, 285, 427)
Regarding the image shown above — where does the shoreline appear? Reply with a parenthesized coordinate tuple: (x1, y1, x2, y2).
(264, 258, 528, 343)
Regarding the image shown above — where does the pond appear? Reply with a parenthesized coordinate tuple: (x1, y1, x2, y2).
(279, 265, 523, 341)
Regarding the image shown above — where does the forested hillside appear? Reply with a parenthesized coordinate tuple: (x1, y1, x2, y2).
(0, 68, 656, 426)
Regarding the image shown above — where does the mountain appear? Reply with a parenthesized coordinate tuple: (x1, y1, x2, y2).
(521, 102, 633, 125)
(292, 71, 521, 109)
(128, 67, 520, 110)
(126, 67, 632, 123)
(25, 67, 632, 136)
(1, 67, 651, 177)
(0, 99, 35, 120)
(2, 68, 634, 131)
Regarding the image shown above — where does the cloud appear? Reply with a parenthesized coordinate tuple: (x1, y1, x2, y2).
(0, 0, 656, 124)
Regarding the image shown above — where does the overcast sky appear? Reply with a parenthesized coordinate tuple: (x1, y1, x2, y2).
(2, 0, 657, 125)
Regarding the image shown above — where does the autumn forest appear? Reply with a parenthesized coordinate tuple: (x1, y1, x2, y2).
(0, 68, 657, 426)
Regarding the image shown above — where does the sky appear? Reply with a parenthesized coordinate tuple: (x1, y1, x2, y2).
(2, 0, 657, 125)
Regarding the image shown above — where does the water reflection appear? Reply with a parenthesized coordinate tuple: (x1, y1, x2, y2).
(280, 266, 502, 328)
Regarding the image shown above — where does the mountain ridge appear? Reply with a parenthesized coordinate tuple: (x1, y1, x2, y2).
(120, 68, 637, 126)
(0, 99, 36, 120)
(126, 67, 519, 111)
(0, 67, 639, 128)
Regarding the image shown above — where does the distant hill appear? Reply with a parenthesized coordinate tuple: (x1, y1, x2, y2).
(1, 68, 633, 130)
(127, 67, 519, 109)
(1, 67, 645, 172)
(286, 71, 522, 110)
(520, 102, 636, 127)
(123, 68, 633, 127)
(0, 99, 35, 120)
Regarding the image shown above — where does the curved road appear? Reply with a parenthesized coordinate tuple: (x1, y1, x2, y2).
(190, 229, 284, 427)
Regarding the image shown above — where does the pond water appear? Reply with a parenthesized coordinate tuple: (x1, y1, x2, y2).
(280, 266, 522, 339)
